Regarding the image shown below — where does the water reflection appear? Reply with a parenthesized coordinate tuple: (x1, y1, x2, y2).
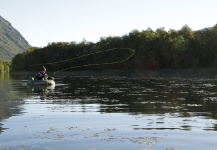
(57, 77, 217, 113)
(2, 73, 217, 149)
(0, 72, 10, 80)
(39, 75, 217, 131)
(2, 73, 217, 133)
(27, 85, 55, 100)
(0, 73, 25, 133)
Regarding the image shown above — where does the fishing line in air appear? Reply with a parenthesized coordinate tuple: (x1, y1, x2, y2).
(53, 48, 135, 75)
(15, 48, 135, 75)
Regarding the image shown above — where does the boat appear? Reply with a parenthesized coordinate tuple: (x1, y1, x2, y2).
(27, 76, 55, 86)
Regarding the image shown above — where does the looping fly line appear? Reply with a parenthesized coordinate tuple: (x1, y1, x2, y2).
(15, 48, 135, 75)
(53, 48, 135, 75)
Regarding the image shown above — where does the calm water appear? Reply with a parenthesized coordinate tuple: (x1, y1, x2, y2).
(1, 71, 217, 150)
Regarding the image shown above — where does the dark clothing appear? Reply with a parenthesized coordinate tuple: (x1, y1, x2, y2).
(36, 71, 47, 81)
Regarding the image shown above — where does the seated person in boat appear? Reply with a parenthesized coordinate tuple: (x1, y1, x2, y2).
(36, 66, 47, 81)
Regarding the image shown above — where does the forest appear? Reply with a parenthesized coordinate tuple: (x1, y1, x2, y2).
(11, 24, 217, 72)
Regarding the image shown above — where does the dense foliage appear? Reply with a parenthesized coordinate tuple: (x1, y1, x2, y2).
(0, 61, 10, 72)
(11, 24, 217, 72)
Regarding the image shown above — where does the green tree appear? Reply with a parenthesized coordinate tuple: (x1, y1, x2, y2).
(10, 24, 217, 71)
(11, 53, 26, 71)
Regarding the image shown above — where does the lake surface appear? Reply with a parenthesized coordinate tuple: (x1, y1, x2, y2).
(1, 71, 217, 150)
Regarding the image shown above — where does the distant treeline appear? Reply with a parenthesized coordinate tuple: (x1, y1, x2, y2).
(11, 24, 217, 71)
(0, 61, 10, 72)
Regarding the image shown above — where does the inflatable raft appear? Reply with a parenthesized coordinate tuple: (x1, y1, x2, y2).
(27, 77, 55, 86)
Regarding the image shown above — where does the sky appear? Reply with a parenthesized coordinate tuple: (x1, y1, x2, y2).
(0, 0, 217, 47)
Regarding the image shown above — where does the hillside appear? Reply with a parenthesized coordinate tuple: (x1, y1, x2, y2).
(0, 15, 31, 61)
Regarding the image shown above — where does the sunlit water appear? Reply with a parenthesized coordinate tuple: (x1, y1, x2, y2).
(1, 72, 217, 150)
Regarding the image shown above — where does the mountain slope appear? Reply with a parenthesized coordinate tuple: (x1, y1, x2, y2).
(0, 15, 31, 61)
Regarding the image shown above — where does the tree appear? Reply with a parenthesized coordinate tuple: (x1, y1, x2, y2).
(10, 24, 217, 71)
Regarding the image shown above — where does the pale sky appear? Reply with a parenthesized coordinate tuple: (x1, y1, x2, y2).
(0, 0, 216, 47)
